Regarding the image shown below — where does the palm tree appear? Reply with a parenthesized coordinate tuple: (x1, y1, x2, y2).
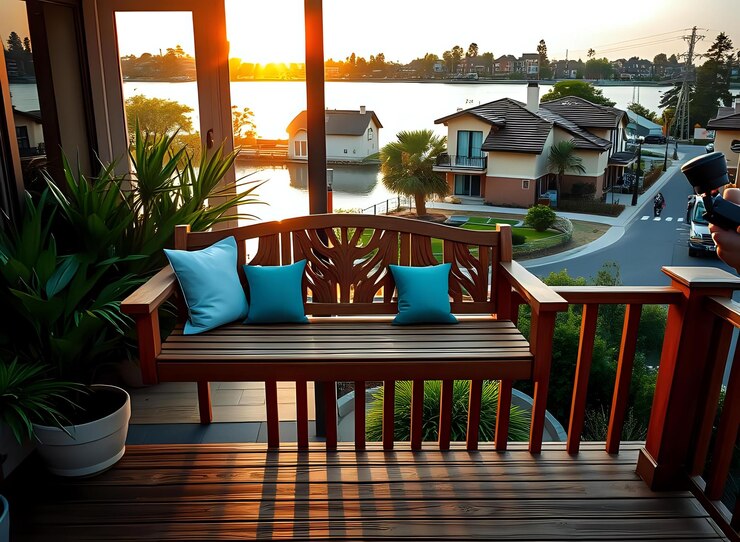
(378, 129, 448, 217)
(547, 140, 586, 203)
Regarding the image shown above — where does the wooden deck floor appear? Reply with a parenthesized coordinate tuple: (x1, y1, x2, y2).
(6, 442, 729, 541)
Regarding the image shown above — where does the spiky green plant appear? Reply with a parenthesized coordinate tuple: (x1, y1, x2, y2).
(547, 139, 586, 201)
(378, 129, 448, 217)
(0, 360, 83, 444)
(366, 380, 530, 442)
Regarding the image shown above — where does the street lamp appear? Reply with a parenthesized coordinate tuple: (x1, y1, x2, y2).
(663, 136, 669, 171)
(631, 136, 644, 206)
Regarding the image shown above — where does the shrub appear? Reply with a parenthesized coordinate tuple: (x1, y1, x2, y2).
(583, 405, 647, 441)
(524, 205, 556, 232)
(512, 232, 526, 245)
(366, 380, 530, 442)
(570, 182, 596, 199)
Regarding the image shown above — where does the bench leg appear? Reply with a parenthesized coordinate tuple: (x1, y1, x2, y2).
(197, 381, 213, 424)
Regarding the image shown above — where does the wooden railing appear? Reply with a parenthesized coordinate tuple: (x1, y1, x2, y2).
(688, 295, 740, 535)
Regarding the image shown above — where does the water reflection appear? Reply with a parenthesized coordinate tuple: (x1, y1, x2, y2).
(286, 163, 381, 194)
(237, 161, 393, 221)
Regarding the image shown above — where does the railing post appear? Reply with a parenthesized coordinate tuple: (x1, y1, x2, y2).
(636, 266, 740, 490)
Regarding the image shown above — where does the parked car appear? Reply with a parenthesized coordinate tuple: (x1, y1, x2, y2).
(686, 195, 716, 257)
(706, 142, 715, 153)
(644, 134, 667, 144)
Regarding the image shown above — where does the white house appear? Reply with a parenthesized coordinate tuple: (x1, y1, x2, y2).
(12, 108, 44, 156)
(286, 107, 382, 162)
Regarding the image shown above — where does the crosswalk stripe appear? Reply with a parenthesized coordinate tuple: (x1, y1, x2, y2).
(641, 216, 649, 221)
(653, 217, 661, 221)
(677, 218, 684, 222)
(666, 217, 673, 222)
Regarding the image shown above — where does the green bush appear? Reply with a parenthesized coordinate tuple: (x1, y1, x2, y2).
(570, 182, 596, 199)
(524, 205, 556, 232)
(366, 380, 530, 443)
(512, 232, 526, 245)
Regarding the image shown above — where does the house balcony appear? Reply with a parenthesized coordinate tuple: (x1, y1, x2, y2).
(4, 267, 740, 541)
(433, 154, 488, 173)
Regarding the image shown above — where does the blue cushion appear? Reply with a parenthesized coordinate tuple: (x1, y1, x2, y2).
(164, 236, 248, 335)
(244, 260, 308, 324)
(389, 264, 458, 325)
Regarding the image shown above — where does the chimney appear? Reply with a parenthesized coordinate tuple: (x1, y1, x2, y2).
(360, 105, 366, 115)
(526, 82, 539, 112)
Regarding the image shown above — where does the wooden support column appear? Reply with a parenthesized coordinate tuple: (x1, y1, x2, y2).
(304, 0, 328, 436)
(636, 267, 740, 490)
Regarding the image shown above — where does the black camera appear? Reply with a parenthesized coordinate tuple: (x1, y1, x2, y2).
(681, 151, 740, 230)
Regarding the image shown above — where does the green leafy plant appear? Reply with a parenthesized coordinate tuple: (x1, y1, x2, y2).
(0, 359, 83, 444)
(524, 205, 556, 232)
(0, 192, 141, 380)
(366, 380, 530, 442)
(47, 126, 264, 276)
(512, 232, 526, 245)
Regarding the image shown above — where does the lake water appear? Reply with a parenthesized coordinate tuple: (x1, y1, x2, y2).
(10, 80, 671, 221)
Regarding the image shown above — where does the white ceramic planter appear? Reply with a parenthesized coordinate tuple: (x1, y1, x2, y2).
(0, 494, 9, 542)
(32, 384, 131, 477)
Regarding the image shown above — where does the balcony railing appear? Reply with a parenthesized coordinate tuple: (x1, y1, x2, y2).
(434, 154, 487, 170)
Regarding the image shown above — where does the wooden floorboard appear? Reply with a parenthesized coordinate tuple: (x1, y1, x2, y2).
(6, 444, 729, 541)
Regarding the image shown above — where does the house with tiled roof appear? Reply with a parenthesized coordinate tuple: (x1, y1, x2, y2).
(433, 83, 632, 207)
(707, 97, 740, 181)
(286, 107, 382, 162)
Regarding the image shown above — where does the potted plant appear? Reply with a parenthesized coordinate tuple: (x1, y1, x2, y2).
(0, 128, 263, 477)
(0, 192, 137, 477)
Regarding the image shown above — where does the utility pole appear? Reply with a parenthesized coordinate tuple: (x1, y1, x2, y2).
(673, 26, 704, 141)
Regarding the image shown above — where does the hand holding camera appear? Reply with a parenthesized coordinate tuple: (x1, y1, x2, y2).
(682, 152, 740, 272)
(681, 151, 740, 231)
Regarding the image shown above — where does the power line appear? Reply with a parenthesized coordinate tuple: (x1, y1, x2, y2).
(589, 28, 692, 50)
(596, 37, 686, 57)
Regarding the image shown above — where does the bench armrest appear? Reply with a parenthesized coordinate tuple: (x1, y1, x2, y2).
(499, 261, 567, 314)
(121, 266, 177, 315)
(121, 266, 177, 385)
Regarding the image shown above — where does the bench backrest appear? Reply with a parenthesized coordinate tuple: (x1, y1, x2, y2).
(176, 214, 512, 316)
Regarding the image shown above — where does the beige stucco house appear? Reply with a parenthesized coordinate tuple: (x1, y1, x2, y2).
(433, 84, 633, 207)
(12, 109, 44, 157)
(286, 107, 382, 162)
(707, 99, 740, 183)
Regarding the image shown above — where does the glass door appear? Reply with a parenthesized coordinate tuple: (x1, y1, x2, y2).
(96, 0, 232, 176)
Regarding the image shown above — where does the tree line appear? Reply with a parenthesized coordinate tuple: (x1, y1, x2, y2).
(4, 31, 34, 81)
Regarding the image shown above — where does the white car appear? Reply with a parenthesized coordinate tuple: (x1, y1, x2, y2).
(686, 195, 716, 257)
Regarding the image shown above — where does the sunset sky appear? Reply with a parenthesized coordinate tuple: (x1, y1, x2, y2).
(2, 0, 740, 64)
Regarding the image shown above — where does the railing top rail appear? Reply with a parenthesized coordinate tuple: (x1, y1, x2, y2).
(706, 296, 740, 328)
(552, 286, 682, 305)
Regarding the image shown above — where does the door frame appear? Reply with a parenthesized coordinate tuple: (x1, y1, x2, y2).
(87, 0, 233, 179)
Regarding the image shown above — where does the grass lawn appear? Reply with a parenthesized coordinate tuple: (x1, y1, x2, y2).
(356, 220, 559, 261)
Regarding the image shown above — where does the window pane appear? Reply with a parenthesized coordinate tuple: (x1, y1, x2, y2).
(115, 12, 201, 151)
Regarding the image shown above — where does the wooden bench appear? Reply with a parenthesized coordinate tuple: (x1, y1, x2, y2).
(121, 214, 566, 452)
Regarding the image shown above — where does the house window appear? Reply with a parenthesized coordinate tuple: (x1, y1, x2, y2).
(368, 127, 373, 141)
(344, 149, 347, 154)
(15, 126, 30, 149)
(456, 130, 484, 162)
(522, 180, 530, 190)
(454, 174, 481, 197)
(294, 140, 307, 157)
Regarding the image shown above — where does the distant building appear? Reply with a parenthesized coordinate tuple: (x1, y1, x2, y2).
(433, 84, 631, 207)
(516, 53, 539, 77)
(493, 55, 517, 75)
(286, 107, 382, 162)
(707, 97, 740, 181)
(552, 59, 581, 79)
(12, 109, 45, 157)
(433, 60, 445, 73)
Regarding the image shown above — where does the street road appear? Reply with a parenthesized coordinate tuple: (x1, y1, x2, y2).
(525, 144, 736, 285)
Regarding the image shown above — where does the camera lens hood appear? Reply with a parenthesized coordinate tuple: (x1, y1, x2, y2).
(681, 151, 729, 193)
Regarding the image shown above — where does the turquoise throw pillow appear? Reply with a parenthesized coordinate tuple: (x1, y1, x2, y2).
(164, 236, 248, 335)
(389, 264, 458, 325)
(244, 260, 308, 324)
